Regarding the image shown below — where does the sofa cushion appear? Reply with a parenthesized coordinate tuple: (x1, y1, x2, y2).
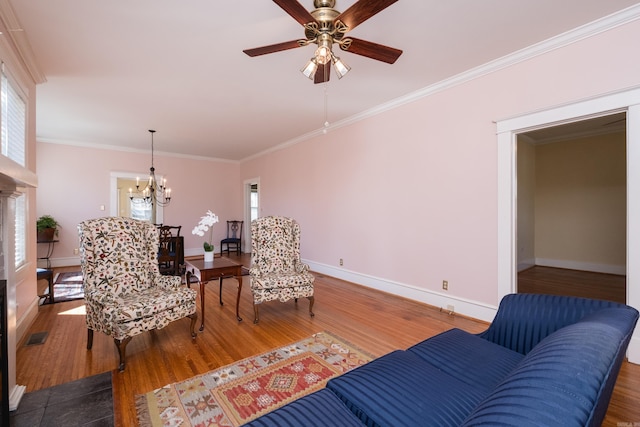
(477, 293, 628, 354)
(461, 319, 626, 427)
(407, 328, 524, 391)
(242, 388, 365, 427)
(327, 350, 489, 427)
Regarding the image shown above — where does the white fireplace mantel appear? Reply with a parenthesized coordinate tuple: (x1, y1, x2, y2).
(0, 156, 37, 190)
(0, 157, 37, 411)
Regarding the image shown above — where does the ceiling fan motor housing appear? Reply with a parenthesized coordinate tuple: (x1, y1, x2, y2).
(314, 0, 336, 8)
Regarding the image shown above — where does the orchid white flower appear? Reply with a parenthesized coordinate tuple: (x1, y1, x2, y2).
(192, 210, 219, 251)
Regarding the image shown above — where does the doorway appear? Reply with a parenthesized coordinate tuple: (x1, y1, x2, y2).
(109, 172, 164, 224)
(496, 87, 640, 329)
(515, 113, 627, 302)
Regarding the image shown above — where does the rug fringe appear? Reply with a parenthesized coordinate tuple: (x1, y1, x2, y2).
(135, 393, 152, 427)
(315, 330, 376, 359)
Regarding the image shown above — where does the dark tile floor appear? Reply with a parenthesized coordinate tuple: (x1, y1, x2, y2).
(9, 371, 114, 426)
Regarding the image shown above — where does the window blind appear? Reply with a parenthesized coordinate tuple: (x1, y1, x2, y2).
(1, 68, 26, 166)
(1, 63, 28, 268)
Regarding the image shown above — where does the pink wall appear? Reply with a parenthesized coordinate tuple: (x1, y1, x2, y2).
(35, 143, 242, 262)
(32, 18, 640, 318)
(240, 19, 640, 307)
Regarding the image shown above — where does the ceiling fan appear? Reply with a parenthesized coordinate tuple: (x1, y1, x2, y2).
(243, 0, 403, 83)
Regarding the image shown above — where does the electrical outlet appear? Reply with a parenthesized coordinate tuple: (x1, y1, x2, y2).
(442, 280, 448, 290)
(339, 258, 344, 266)
(73, 248, 79, 255)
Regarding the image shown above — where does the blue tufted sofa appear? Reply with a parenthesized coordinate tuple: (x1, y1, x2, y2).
(243, 293, 639, 427)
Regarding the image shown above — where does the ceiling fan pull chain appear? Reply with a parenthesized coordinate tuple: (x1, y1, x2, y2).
(323, 83, 329, 134)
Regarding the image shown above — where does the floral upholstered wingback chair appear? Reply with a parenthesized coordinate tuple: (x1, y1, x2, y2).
(249, 216, 315, 324)
(78, 217, 197, 371)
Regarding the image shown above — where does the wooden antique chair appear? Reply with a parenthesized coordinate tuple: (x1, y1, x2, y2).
(220, 220, 243, 255)
(249, 216, 315, 324)
(157, 225, 182, 276)
(78, 217, 197, 371)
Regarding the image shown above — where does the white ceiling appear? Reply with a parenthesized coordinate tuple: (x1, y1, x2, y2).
(7, 0, 640, 161)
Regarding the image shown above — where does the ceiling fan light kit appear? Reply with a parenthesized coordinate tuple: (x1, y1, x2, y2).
(332, 55, 350, 78)
(244, 0, 402, 83)
(301, 57, 319, 78)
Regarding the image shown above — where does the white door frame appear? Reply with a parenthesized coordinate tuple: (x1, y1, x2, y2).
(496, 86, 640, 364)
(243, 177, 260, 254)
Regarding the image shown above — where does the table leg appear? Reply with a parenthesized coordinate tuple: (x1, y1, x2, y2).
(186, 270, 206, 332)
(199, 279, 206, 331)
(48, 274, 55, 304)
(219, 277, 224, 306)
(236, 275, 243, 322)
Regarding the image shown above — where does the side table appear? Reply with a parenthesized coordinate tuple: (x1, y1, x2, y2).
(184, 256, 243, 331)
(37, 239, 58, 269)
(36, 268, 55, 304)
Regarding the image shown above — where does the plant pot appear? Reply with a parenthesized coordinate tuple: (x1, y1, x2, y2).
(37, 228, 56, 242)
(204, 250, 214, 263)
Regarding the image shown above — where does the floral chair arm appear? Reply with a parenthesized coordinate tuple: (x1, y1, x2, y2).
(294, 261, 310, 274)
(84, 289, 117, 305)
(155, 274, 182, 290)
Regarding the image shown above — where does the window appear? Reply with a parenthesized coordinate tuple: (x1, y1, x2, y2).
(1, 67, 26, 166)
(1, 64, 28, 268)
(14, 193, 26, 268)
(250, 184, 259, 221)
(130, 199, 153, 222)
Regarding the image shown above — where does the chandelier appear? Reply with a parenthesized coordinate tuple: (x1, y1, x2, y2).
(129, 129, 172, 207)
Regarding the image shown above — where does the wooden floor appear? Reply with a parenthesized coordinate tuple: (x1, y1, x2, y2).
(18, 256, 640, 426)
(518, 265, 627, 304)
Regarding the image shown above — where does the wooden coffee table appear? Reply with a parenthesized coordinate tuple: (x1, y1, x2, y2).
(184, 256, 244, 331)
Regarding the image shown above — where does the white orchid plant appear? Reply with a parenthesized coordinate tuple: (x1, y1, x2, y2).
(192, 210, 219, 252)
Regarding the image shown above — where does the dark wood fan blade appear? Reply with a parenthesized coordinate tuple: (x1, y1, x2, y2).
(336, 0, 398, 32)
(342, 37, 402, 64)
(243, 40, 302, 57)
(314, 62, 331, 84)
(273, 0, 317, 25)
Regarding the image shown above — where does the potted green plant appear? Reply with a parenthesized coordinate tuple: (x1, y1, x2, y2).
(36, 215, 59, 242)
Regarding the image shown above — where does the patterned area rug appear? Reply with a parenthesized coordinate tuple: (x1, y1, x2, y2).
(135, 331, 373, 426)
(52, 271, 84, 302)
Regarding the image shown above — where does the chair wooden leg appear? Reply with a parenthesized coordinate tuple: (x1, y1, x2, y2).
(114, 336, 133, 372)
(188, 313, 198, 338)
(87, 329, 94, 350)
(308, 296, 315, 317)
(253, 303, 260, 324)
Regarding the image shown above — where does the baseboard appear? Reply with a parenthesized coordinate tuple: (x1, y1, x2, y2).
(535, 258, 626, 275)
(16, 297, 39, 343)
(9, 384, 26, 411)
(304, 259, 498, 324)
(517, 260, 535, 272)
(40, 256, 80, 268)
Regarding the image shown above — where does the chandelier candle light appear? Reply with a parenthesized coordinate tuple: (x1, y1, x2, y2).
(192, 210, 219, 262)
(129, 129, 172, 207)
